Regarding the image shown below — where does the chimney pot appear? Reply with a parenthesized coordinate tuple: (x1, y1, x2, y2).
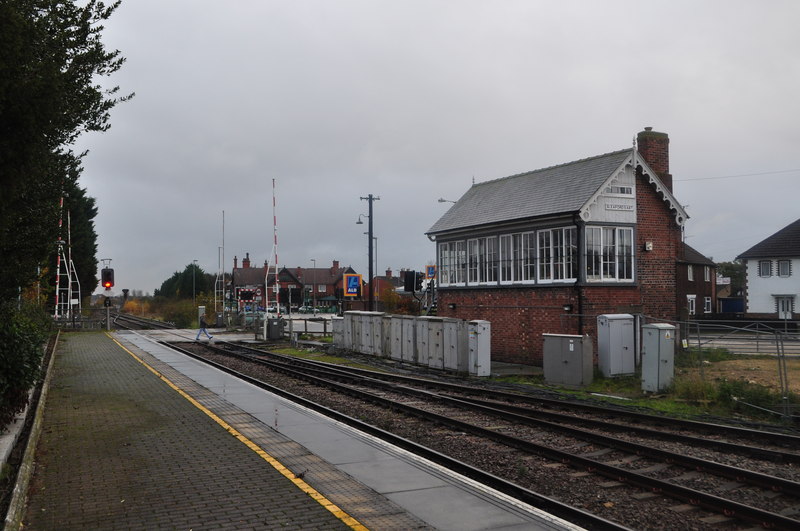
(637, 127, 672, 192)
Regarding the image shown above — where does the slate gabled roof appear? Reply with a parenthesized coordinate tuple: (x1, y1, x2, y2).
(233, 267, 266, 287)
(427, 149, 632, 235)
(680, 243, 716, 266)
(737, 218, 800, 259)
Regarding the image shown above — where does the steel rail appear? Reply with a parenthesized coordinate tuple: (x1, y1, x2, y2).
(214, 340, 800, 447)
(181, 341, 799, 530)
(212, 345, 800, 497)
(161, 341, 627, 531)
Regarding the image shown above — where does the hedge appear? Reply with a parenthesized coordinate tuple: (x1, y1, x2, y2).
(0, 302, 51, 432)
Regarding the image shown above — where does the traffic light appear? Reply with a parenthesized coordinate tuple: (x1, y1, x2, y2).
(404, 271, 425, 293)
(404, 270, 416, 292)
(101, 268, 114, 289)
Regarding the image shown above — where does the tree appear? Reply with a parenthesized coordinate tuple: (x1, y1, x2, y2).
(154, 263, 209, 299)
(0, 0, 131, 302)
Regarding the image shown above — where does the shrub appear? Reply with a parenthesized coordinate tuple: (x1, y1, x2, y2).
(0, 302, 52, 431)
(672, 374, 716, 403)
(715, 379, 797, 419)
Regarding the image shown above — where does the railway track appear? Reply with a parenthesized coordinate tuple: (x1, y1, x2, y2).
(168, 339, 800, 530)
(112, 313, 175, 330)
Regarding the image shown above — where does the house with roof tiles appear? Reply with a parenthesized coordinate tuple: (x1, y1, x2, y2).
(678, 243, 717, 318)
(426, 127, 690, 365)
(737, 218, 800, 319)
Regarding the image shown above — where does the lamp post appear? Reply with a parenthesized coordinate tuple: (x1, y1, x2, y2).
(357, 193, 379, 311)
(192, 259, 198, 306)
(311, 258, 316, 311)
(363, 232, 377, 280)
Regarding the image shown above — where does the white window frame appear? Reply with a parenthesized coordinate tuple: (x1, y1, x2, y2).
(499, 235, 515, 284)
(687, 265, 694, 282)
(522, 232, 536, 282)
(438, 241, 466, 287)
(704, 266, 711, 282)
(586, 226, 634, 282)
(537, 227, 578, 283)
(704, 296, 712, 313)
(467, 237, 498, 285)
(687, 295, 696, 316)
(778, 260, 791, 278)
(759, 260, 772, 277)
(605, 185, 633, 195)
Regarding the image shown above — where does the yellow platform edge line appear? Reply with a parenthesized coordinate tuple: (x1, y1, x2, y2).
(107, 333, 368, 531)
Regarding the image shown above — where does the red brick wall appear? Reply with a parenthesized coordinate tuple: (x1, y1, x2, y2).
(637, 128, 672, 191)
(438, 286, 579, 365)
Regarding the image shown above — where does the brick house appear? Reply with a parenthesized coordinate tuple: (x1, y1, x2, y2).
(230, 253, 303, 311)
(426, 128, 688, 365)
(737, 217, 800, 319)
(293, 260, 360, 310)
(677, 243, 717, 318)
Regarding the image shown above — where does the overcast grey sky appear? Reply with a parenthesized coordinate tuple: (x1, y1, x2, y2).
(77, 0, 800, 295)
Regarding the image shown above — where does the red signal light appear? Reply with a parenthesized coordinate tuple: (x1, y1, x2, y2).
(101, 268, 114, 289)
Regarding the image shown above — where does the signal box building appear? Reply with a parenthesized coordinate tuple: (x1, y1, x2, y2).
(426, 128, 688, 365)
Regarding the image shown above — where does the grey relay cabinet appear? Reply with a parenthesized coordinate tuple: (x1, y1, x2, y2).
(597, 314, 635, 377)
(641, 323, 675, 392)
(543, 334, 593, 387)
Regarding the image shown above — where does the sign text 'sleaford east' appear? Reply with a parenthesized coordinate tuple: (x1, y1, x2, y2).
(605, 204, 634, 211)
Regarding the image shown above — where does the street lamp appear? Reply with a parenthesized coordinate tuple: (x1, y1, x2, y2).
(358, 194, 380, 311)
(311, 258, 316, 311)
(192, 259, 198, 306)
(363, 232, 377, 279)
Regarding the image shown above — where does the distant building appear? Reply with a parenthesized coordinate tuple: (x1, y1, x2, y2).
(737, 218, 800, 319)
(426, 128, 688, 365)
(677, 243, 717, 318)
(292, 260, 360, 311)
(230, 253, 302, 311)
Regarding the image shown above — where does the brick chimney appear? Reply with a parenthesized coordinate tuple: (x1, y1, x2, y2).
(331, 260, 339, 272)
(385, 268, 393, 278)
(243, 252, 251, 268)
(234, 256, 238, 269)
(637, 127, 672, 192)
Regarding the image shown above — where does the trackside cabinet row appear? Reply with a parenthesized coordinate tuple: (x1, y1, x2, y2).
(544, 314, 674, 392)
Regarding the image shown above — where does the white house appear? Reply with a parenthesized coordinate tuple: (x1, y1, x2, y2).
(737, 218, 800, 319)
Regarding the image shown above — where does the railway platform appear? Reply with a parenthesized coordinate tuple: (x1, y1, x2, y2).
(11, 330, 581, 530)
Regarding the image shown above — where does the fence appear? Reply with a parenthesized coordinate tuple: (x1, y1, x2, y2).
(650, 316, 798, 419)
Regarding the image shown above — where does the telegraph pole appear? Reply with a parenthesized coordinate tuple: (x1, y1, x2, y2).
(360, 194, 379, 311)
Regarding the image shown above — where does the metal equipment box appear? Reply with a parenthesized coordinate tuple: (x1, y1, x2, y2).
(467, 320, 491, 376)
(442, 318, 467, 372)
(543, 334, 593, 387)
(641, 323, 675, 393)
(597, 314, 635, 377)
(266, 317, 284, 339)
(390, 316, 404, 360)
(414, 316, 432, 366)
(400, 315, 416, 363)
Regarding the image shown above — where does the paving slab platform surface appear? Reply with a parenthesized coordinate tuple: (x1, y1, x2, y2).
(20, 330, 581, 531)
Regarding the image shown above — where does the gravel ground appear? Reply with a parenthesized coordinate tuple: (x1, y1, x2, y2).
(186, 344, 800, 530)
